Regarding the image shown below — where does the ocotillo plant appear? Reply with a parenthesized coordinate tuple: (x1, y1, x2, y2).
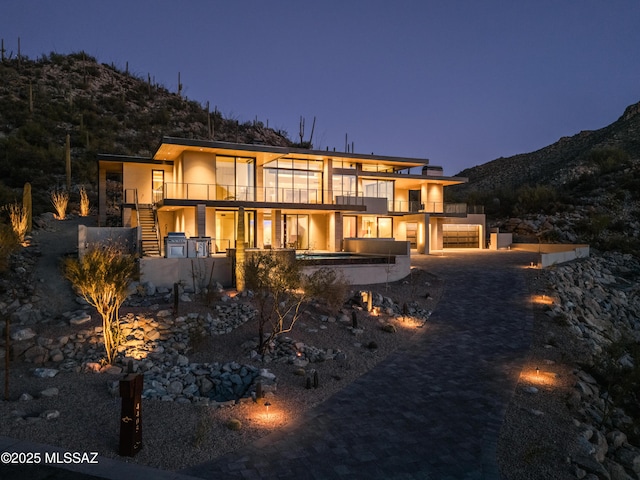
(22, 182, 32, 234)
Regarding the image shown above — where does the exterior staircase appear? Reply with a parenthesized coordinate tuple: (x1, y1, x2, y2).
(138, 205, 161, 257)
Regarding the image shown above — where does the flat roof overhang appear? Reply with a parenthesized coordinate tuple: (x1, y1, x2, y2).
(153, 136, 431, 170)
(364, 173, 467, 188)
(98, 154, 174, 171)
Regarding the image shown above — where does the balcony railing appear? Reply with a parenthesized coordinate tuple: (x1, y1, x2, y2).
(157, 183, 478, 215)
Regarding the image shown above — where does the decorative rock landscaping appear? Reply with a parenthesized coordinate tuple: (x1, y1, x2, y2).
(3, 279, 434, 409)
(540, 252, 640, 479)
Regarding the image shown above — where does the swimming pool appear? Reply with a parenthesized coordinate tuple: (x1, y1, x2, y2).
(296, 252, 395, 265)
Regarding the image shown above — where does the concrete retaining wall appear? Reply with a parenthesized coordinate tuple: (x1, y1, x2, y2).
(139, 256, 232, 289)
(512, 243, 590, 268)
(343, 238, 410, 256)
(302, 254, 410, 286)
(78, 225, 137, 258)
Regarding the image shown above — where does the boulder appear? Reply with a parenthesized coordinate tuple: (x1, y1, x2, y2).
(40, 387, 59, 397)
(10, 327, 37, 341)
(69, 312, 92, 326)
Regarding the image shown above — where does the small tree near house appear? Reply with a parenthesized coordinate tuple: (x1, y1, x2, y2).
(304, 267, 350, 315)
(64, 245, 136, 364)
(242, 251, 350, 354)
(243, 251, 306, 354)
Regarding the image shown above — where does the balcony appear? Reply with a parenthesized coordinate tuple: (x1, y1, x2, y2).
(152, 183, 482, 215)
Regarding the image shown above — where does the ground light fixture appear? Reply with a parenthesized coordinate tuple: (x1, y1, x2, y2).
(264, 401, 272, 421)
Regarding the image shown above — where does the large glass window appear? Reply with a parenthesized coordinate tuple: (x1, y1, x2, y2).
(283, 214, 309, 249)
(333, 174, 356, 202)
(360, 216, 393, 238)
(215, 210, 235, 253)
(378, 217, 393, 238)
(332, 160, 356, 170)
(216, 156, 254, 201)
(343, 216, 357, 238)
(152, 170, 164, 203)
(361, 163, 396, 173)
(215, 209, 255, 252)
(263, 213, 272, 248)
(263, 157, 323, 204)
(362, 179, 394, 210)
(362, 216, 376, 238)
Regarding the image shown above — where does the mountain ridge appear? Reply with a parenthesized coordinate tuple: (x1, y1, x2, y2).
(453, 99, 640, 194)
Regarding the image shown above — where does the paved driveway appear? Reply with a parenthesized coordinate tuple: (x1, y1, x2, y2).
(183, 250, 537, 480)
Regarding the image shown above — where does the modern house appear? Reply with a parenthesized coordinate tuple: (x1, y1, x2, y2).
(97, 136, 485, 258)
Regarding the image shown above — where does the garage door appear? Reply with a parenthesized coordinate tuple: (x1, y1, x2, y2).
(443, 224, 480, 248)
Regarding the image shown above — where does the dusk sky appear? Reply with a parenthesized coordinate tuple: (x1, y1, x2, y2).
(2, 1, 639, 175)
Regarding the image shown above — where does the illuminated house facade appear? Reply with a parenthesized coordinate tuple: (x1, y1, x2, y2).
(97, 137, 485, 256)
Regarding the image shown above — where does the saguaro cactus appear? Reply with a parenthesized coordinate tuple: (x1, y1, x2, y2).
(22, 182, 32, 234)
(65, 133, 71, 191)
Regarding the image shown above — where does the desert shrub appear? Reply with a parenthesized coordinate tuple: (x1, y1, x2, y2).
(597, 234, 640, 257)
(0, 223, 19, 272)
(226, 418, 242, 431)
(304, 267, 350, 314)
(574, 213, 612, 238)
(79, 186, 90, 216)
(64, 245, 137, 364)
(51, 189, 69, 219)
(243, 251, 306, 353)
(2, 201, 28, 242)
(588, 148, 631, 175)
(591, 340, 640, 440)
(514, 184, 558, 215)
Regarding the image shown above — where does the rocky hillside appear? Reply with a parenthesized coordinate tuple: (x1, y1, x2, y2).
(0, 51, 291, 211)
(448, 101, 640, 256)
(453, 101, 640, 193)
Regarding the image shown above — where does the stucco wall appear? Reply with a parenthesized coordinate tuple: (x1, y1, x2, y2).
(512, 243, 590, 268)
(343, 238, 410, 256)
(183, 151, 215, 187)
(489, 232, 513, 250)
(301, 254, 410, 285)
(139, 256, 232, 289)
(78, 225, 137, 258)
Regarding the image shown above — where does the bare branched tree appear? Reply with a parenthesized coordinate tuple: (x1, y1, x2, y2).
(242, 251, 306, 354)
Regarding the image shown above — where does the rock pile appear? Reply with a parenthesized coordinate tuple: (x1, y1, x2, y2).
(545, 252, 640, 356)
(542, 252, 640, 478)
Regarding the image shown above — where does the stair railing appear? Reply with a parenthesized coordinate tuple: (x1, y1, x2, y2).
(133, 189, 142, 255)
(152, 205, 162, 257)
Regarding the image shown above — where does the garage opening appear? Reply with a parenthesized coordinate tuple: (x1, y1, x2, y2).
(443, 224, 480, 248)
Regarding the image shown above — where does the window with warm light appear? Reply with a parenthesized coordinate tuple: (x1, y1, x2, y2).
(263, 158, 323, 204)
(216, 155, 255, 201)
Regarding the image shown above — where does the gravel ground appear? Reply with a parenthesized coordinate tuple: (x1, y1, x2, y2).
(0, 290, 439, 471)
(0, 220, 443, 471)
(496, 267, 589, 480)
(0, 216, 579, 476)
